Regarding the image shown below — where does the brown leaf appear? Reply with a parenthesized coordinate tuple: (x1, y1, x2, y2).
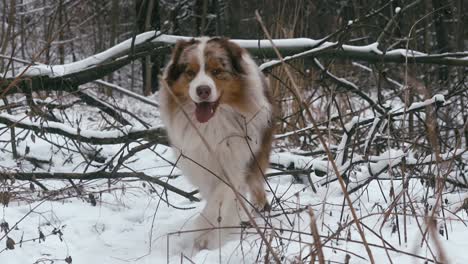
(0, 192, 10, 207)
(39, 230, 45, 242)
(88, 193, 97, 206)
(6, 237, 15, 250)
(461, 198, 468, 212)
(0, 221, 9, 233)
(344, 254, 351, 264)
(65, 256, 72, 263)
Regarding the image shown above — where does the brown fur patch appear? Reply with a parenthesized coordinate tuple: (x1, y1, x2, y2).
(204, 38, 251, 112)
(164, 39, 201, 114)
(246, 74, 276, 211)
(165, 39, 199, 86)
(207, 38, 245, 74)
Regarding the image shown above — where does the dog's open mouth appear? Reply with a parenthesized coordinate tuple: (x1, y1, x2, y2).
(195, 100, 219, 123)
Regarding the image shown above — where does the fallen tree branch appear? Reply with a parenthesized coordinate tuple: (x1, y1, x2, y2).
(2, 32, 468, 96)
(0, 45, 168, 96)
(0, 171, 199, 202)
(0, 113, 168, 145)
(94, 79, 159, 108)
(0, 92, 443, 149)
(77, 89, 132, 126)
(276, 94, 446, 140)
(347, 149, 468, 194)
(311, 58, 386, 115)
(0, 54, 160, 110)
(0, 56, 134, 126)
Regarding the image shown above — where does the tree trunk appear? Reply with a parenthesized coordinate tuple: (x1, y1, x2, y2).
(455, 0, 467, 147)
(107, 0, 120, 96)
(431, 0, 450, 81)
(201, 0, 208, 34)
(63, 6, 76, 62)
(136, 0, 161, 95)
(57, 0, 65, 96)
(0, 0, 15, 72)
(19, 0, 25, 59)
(43, 0, 50, 64)
(226, 0, 241, 37)
(58, 0, 65, 65)
(143, 0, 155, 96)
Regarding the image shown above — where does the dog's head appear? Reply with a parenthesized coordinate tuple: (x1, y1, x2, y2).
(163, 37, 248, 123)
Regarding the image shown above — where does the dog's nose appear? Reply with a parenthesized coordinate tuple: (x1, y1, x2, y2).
(196, 85, 211, 100)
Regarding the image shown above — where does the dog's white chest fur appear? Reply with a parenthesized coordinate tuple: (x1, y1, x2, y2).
(163, 104, 270, 196)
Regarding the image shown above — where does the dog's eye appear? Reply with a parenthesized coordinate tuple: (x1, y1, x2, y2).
(211, 69, 222, 76)
(185, 70, 196, 78)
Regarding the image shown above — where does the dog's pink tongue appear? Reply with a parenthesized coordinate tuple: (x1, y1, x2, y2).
(195, 103, 215, 123)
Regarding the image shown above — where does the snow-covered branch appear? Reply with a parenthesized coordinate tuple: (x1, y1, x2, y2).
(2, 32, 468, 96)
(347, 148, 468, 194)
(0, 113, 168, 145)
(310, 58, 386, 115)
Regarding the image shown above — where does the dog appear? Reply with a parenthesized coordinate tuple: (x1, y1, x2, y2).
(159, 37, 274, 249)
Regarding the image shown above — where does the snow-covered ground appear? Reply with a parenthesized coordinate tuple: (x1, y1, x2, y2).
(1, 93, 467, 263)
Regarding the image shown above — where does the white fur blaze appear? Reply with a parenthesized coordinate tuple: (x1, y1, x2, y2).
(188, 38, 219, 103)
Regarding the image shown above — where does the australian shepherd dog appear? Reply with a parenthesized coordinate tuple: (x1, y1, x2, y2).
(159, 37, 274, 249)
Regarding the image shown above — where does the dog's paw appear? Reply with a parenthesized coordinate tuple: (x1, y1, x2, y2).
(194, 236, 208, 250)
(251, 200, 271, 214)
(194, 231, 215, 250)
(262, 201, 271, 212)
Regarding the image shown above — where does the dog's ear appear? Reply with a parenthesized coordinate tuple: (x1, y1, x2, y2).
(165, 39, 196, 85)
(217, 38, 245, 75)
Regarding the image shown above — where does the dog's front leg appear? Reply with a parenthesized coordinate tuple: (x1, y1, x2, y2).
(193, 182, 243, 250)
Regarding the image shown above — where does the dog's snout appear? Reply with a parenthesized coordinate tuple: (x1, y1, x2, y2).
(196, 85, 211, 100)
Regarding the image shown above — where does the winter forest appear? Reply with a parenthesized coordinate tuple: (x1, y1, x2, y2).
(1, 0, 468, 263)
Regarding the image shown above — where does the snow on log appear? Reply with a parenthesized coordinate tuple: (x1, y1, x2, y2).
(94, 79, 159, 108)
(0, 113, 168, 145)
(2, 31, 468, 84)
(347, 148, 468, 193)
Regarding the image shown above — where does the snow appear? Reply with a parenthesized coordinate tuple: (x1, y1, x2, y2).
(5, 173, 465, 264)
(389, 94, 446, 114)
(0, 119, 468, 264)
(6, 32, 451, 79)
(344, 42, 382, 54)
(395, 7, 401, 14)
(385, 49, 427, 57)
(0, 112, 152, 139)
(259, 42, 336, 70)
(1, 88, 468, 264)
(275, 124, 314, 139)
(335, 117, 361, 167)
(368, 149, 405, 174)
(94, 80, 160, 108)
(411, 148, 465, 165)
(234, 37, 322, 50)
(6, 32, 178, 78)
(363, 117, 381, 152)
(270, 152, 315, 170)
